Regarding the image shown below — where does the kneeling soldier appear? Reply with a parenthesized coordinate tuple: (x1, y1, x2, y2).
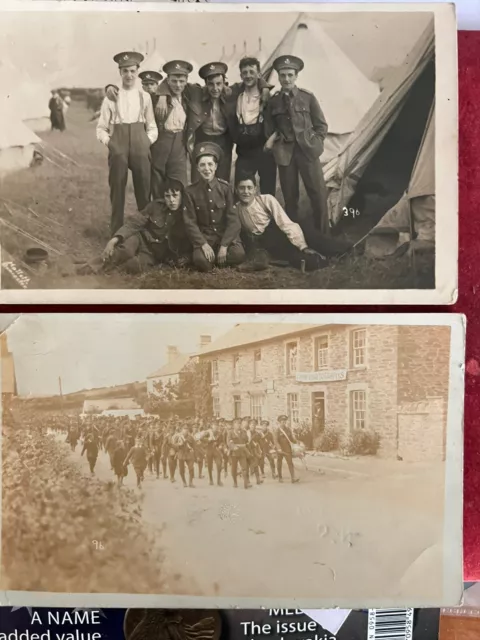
(183, 142, 245, 272)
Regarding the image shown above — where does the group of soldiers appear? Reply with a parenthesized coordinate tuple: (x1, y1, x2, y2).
(62, 413, 304, 489)
(84, 49, 349, 278)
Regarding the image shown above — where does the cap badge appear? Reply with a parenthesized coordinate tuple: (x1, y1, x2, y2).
(285, 58, 290, 64)
(210, 64, 215, 70)
(175, 63, 181, 69)
(146, 74, 151, 78)
(123, 54, 129, 61)
(200, 147, 205, 152)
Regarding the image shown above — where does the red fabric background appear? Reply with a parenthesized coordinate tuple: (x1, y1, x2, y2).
(458, 30, 480, 581)
(0, 31, 478, 582)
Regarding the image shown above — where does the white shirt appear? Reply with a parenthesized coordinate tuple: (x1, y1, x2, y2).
(96, 87, 158, 146)
(236, 88, 261, 125)
(236, 194, 308, 251)
(164, 96, 187, 133)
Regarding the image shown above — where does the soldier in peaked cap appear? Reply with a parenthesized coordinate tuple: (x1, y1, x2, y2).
(106, 59, 196, 200)
(138, 70, 163, 108)
(189, 61, 233, 183)
(273, 413, 300, 483)
(96, 51, 158, 234)
(264, 54, 330, 236)
(146, 59, 195, 200)
(183, 142, 245, 272)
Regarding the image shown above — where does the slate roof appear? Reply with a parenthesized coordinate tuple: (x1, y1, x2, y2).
(197, 323, 322, 357)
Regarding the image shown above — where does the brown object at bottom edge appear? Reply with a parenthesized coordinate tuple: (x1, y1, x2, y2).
(440, 614, 480, 640)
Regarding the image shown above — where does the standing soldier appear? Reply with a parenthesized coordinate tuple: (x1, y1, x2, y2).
(190, 62, 233, 182)
(167, 426, 179, 482)
(161, 425, 173, 480)
(259, 419, 277, 479)
(228, 418, 251, 489)
(150, 60, 194, 199)
(81, 433, 99, 475)
(205, 421, 224, 487)
(67, 423, 79, 452)
(113, 438, 128, 487)
(148, 423, 163, 479)
(247, 419, 264, 486)
(231, 57, 276, 195)
(124, 436, 149, 489)
(264, 55, 329, 234)
(176, 425, 196, 488)
(96, 51, 158, 234)
(194, 424, 206, 480)
(273, 414, 300, 484)
(183, 142, 245, 272)
(220, 418, 231, 479)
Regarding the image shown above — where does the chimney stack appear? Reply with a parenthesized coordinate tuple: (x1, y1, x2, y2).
(167, 345, 179, 363)
(199, 335, 212, 351)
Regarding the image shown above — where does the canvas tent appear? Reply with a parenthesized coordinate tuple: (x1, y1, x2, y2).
(0, 59, 51, 133)
(261, 15, 380, 164)
(323, 18, 435, 239)
(365, 101, 435, 257)
(0, 104, 40, 176)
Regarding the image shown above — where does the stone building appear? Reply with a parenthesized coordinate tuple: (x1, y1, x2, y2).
(198, 323, 451, 461)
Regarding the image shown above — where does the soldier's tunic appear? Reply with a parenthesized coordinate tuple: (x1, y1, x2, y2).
(248, 430, 264, 484)
(228, 430, 251, 489)
(96, 87, 158, 234)
(264, 86, 329, 234)
(273, 425, 297, 481)
(124, 444, 148, 487)
(259, 430, 277, 477)
(183, 177, 245, 272)
(81, 437, 99, 474)
(177, 433, 196, 487)
(108, 200, 191, 274)
(205, 429, 224, 486)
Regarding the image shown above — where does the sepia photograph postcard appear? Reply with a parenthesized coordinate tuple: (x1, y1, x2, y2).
(0, 1, 457, 305)
(0, 313, 464, 608)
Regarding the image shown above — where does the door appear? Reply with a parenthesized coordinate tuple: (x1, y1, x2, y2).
(312, 391, 325, 437)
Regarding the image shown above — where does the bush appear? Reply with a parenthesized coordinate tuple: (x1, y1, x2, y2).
(340, 429, 380, 456)
(314, 428, 340, 452)
(1, 424, 166, 593)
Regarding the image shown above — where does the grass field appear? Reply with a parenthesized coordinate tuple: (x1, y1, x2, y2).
(0, 102, 435, 290)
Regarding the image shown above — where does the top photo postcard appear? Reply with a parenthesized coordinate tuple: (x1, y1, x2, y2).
(0, 2, 457, 305)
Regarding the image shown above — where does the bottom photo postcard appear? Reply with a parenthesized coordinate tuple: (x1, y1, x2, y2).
(0, 313, 465, 609)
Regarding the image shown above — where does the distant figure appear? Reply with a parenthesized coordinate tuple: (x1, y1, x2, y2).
(49, 90, 65, 132)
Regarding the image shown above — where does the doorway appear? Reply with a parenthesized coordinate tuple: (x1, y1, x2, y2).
(312, 391, 326, 437)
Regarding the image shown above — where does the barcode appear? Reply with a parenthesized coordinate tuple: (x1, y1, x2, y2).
(367, 609, 414, 640)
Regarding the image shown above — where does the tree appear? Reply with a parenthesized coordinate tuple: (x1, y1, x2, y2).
(144, 359, 212, 418)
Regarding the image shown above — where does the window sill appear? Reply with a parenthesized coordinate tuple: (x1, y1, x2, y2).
(349, 365, 368, 371)
(253, 378, 263, 383)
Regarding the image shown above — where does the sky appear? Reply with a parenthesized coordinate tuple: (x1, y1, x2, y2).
(0, 7, 432, 88)
(3, 315, 236, 397)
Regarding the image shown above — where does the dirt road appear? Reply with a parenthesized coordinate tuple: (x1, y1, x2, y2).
(64, 438, 444, 601)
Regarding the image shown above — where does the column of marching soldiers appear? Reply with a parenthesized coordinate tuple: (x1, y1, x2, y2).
(52, 413, 303, 490)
